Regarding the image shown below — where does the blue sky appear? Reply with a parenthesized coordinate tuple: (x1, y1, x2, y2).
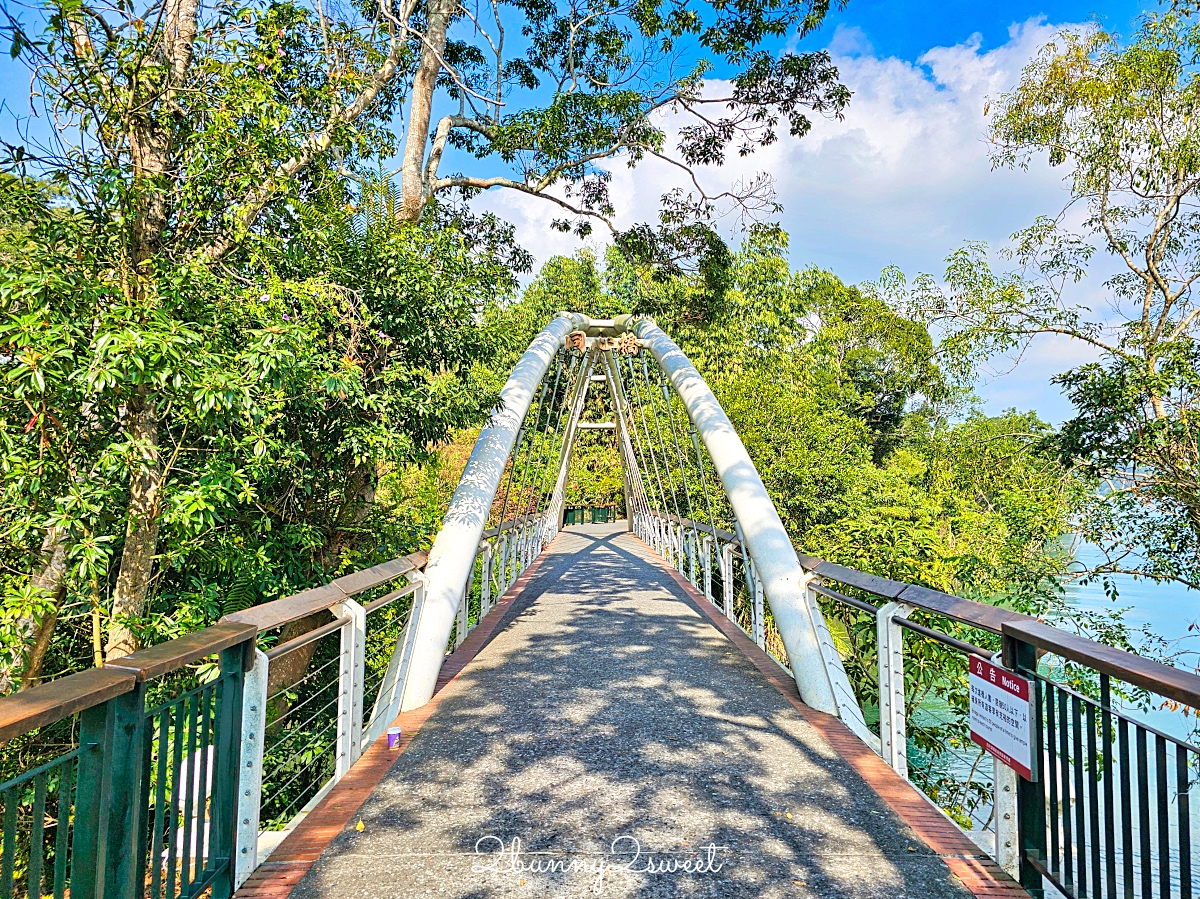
(823, 0, 1148, 61)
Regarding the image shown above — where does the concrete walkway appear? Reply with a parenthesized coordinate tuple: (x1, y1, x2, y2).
(287, 524, 981, 898)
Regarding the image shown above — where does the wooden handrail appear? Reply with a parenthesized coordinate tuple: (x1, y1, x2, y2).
(1003, 619, 1200, 708)
(0, 668, 137, 743)
(0, 549, 430, 742)
(105, 621, 257, 682)
(796, 555, 1035, 635)
(223, 550, 428, 630)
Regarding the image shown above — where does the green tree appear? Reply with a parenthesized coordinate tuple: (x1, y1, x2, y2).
(0, 171, 513, 686)
(904, 9, 1200, 588)
(0, 0, 852, 671)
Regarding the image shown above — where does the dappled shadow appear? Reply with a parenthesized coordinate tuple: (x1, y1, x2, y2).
(289, 524, 973, 898)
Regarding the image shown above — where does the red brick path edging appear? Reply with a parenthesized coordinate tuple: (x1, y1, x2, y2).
(233, 547, 556, 898)
(640, 540, 1029, 899)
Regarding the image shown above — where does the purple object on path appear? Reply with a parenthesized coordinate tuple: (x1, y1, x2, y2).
(387, 726, 402, 749)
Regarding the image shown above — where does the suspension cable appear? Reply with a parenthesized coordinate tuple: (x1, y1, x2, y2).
(613, 352, 664, 517)
(548, 345, 596, 521)
(606, 351, 652, 524)
(508, 368, 554, 528)
(639, 353, 684, 523)
(658, 364, 697, 525)
(626, 354, 676, 522)
(515, 351, 566, 536)
(529, 351, 580, 529)
(652, 361, 701, 570)
(691, 424, 719, 533)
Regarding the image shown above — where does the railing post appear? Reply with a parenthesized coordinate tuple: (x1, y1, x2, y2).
(688, 531, 698, 587)
(69, 703, 109, 899)
(95, 681, 149, 899)
(750, 558, 765, 649)
(1005, 632, 1046, 898)
(993, 757, 1020, 879)
(876, 601, 913, 777)
(505, 528, 519, 588)
(493, 534, 507, 595)
(702, 535, 713, 603)
(481, 542, 494, 616)
(333, 598, 366, 777)
(455, 593, 469, 648)
(211, 638, 251, 899)
(721, 543, 735, 619)
(235, 648, 268, 890)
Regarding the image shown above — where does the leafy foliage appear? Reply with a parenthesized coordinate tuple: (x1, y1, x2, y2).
(902, 8, 1200, 593)
(0, 172, 514, 685)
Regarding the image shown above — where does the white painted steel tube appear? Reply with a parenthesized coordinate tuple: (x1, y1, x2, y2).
(634, 318, 839, 714)
(398, 312, 587, 710)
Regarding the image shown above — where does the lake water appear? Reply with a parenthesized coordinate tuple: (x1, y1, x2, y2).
(1061, 542, 1200, 742)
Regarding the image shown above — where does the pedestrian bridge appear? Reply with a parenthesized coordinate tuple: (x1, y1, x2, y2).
(1, 314, 1197, 899)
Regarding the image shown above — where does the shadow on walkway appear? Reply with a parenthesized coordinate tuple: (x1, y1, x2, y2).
(289, 523, 974, 898)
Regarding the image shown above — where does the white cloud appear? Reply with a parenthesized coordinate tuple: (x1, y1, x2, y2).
(770, 18, 1077, 280)
(473, 17, 1105, 421)
(481, 18, 1078, 274)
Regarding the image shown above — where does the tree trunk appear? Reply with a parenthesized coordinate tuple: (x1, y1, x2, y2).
(107, 391, 163, 659)
(0, 529, 69, 692)
(265, 612, 331, 699)
(20, 606, 60, 690)
(396, 0, 454, 221)
(319, 460, 379, 570)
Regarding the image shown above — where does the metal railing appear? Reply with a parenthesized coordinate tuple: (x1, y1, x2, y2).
(637, 508, 1200, 899)
(562, 505, 619, 525)
(0, 622, 254, 899)
(451, 516, 555, 650)
(0, 551, 428, 899)
(1006, 620, 1200, 899)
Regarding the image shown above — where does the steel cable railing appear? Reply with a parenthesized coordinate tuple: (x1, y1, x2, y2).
(0, 549, 428, 899)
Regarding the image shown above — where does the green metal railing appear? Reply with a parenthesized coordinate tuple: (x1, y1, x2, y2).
(0, 743, 93, 899)
(1007, 621, 1200, 899)
(142, 657, 244, 899)
(0, 623, 253, 899)
(562, 505, 617, 525)
(0, 551, 429, 899)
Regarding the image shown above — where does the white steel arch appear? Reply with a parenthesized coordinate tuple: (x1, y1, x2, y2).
(395, 311, 587, 710)
(393, 313, 867, 739)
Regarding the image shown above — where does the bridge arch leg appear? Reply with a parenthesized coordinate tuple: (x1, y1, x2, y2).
(633, 319, 857, 722)
(396, 313, 589, 711)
